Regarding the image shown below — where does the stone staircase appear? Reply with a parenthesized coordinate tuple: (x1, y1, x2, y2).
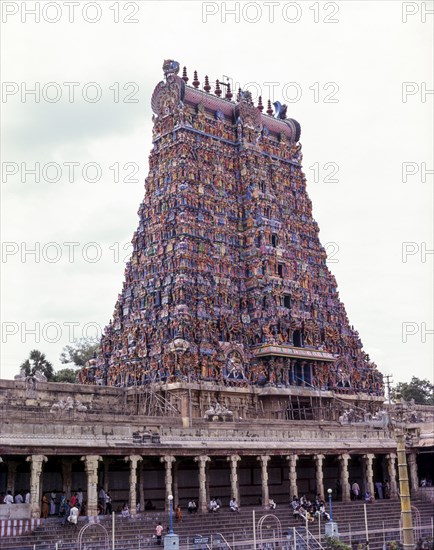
(0, 499, 432, 550)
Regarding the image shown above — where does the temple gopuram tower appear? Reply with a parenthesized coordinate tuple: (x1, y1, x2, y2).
(91, 60, 383, 415)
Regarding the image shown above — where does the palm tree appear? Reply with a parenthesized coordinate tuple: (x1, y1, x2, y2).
(19, 350, 54, 380)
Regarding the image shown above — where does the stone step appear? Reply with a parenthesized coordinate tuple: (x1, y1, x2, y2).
(1, 500, 432, 550)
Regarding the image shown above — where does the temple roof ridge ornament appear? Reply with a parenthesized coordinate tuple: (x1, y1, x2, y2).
(163, 59, 180, 78)
(152, 60, 301, 144)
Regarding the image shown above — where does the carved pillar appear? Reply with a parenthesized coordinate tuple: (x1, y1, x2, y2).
(6, 461, 17, 494)
(160, 455, 176, 511)
(363, 454, 375, 499)
(26, 455, 47, 518)
(194, 455, 210, 513)
(61, 459, 73, 498)
(173, 461, 179, 507)
(227, 455, 241, 503)
(205, 461, 211, 505)
(138, 461, 145, 512)
(290, 360, 295, 384)
(81, 455, 102, 516)
(338, 453, 351, 502)
(286, 454, 298, 498)
(407, 452, 419, 495)
(125, 455, 142, 515)
(257, 455, 270, 508)
(314, 454, 325, 499)
(386, 453, 398, 498)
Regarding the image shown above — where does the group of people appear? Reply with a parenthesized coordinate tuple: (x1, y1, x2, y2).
(351, 480, 392, 501)
(41, 489, 85, 520)
(1, 487, 87, 525)
(1, 489, 30, 504)
(165, 496, 240, 517)
(97, 487, 113, 515)
(291, 495, 330, 523)
(58, 498, 80, 527)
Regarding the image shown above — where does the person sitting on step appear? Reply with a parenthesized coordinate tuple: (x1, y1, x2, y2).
(229, 497, 239, 513)
(208, 498, 219, 512)
(121, 503, 131, 518)
(314, 502, 330, 521)
(188, 499, 197, 513)
(298, 505, 314, 523)
(364, 490, 373, 503)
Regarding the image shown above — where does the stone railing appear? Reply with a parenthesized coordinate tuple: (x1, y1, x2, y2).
(0, 503, 31, 520)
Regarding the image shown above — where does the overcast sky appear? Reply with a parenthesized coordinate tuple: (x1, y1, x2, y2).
(1, 0, 433, 385)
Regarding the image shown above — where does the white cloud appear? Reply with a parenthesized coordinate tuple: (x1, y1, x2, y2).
(1, 1, 432, 383)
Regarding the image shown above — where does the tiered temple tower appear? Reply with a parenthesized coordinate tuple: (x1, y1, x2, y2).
(89, 60, 383, 399)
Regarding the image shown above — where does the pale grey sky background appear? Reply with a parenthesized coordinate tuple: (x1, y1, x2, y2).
(1, 1, 433, 385)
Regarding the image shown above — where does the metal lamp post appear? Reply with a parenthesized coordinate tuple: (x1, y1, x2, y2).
(327, 488, 333, 522)
(324, 487, 339, 539)
(168, 495, 174, 535)
(164, 494, 179, 549)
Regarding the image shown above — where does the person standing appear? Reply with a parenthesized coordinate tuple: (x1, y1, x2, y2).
(375, 480, 383, 499)
(105, 492, 112, 514)
(50, 490, 57, 515)
(67, 503, 79, 528)
(384, 479, 391, 499)
(61, 499, 71, 526)
(98, 486, 106, 510)
(351, 481, 360, 500)
(76, 488, 83, 509)
(15, 491, 24, 504)
(41, 493, 49, 518)
(59, 492, 67, 518)
(155, 522, 163, 545)
(4, 491, 14, 504)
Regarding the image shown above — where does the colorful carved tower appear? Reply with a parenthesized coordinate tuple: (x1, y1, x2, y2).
(90, 60, 383, 397)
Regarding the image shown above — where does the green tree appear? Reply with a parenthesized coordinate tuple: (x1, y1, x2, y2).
(392, 377, 434, 405)
(325, 537, 352, 550)
(19, 350, 54, 380)
(52, 368, 78, 384)
(60, 337, 99, 368)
